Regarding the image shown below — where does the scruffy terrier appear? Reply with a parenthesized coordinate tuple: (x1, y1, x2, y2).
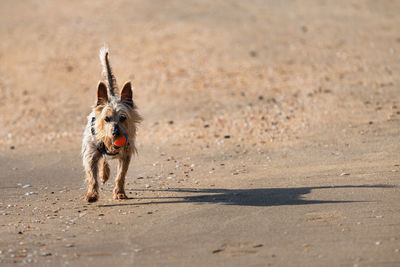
(81, 46, 142, 202)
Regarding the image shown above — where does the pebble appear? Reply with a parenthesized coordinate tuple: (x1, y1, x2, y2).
(22, 184, 32, 188)
(25, 192, 38, 196)
(339, 172, 350, 176)
(41, 252, 52, 256)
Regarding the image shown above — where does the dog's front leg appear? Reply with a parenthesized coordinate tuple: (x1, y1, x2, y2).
(83, 151, 101, 202)
(113, 154, 131, 199)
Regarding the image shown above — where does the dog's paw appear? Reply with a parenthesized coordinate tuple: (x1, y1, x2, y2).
(86, 192, 99, 202)
(114, 192, 128, 200)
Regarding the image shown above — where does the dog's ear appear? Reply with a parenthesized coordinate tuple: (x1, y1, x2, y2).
(120, 81, 133, 107)
(97, 81, 108, 106)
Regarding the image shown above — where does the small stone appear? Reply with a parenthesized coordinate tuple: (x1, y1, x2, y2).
(249, 50, 257, 57)
(10, 146, 15, 150)
(212, 249, 223, 254)
(224, 135, 231, 139)
(65, 244, 74, 248)
(41, 252, 52, 256)
(25, 192, 38, 196)
(22, 184, 32, 188)
(145, 184, 151, 188)
(375, 241, 381, 245)
(339, 172, 350, 176)
(168, 120, 174, 125)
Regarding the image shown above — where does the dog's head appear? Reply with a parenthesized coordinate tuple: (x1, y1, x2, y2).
(94, 81, 142, 153)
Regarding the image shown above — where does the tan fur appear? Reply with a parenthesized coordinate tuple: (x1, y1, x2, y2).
(81, 45, 142, 202)
(99, 158, 110, 184)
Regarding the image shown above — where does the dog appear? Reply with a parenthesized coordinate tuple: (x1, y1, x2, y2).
(81, 45, 142, 202)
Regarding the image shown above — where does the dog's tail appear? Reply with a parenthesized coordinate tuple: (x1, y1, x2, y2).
(99, 45, 117, 96)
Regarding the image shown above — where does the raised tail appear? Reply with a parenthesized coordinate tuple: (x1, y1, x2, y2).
(99, 45, 118, 96)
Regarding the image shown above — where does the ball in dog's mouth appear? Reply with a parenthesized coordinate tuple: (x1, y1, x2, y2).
(112, 134, 127, 148)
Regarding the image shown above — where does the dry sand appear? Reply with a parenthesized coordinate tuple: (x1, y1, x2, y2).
(0, 0, 400, 266)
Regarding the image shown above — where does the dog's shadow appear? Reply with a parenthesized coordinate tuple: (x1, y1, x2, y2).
(97, 184, 394, 208)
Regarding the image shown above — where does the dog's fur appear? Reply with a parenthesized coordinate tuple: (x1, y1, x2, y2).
(81, 45, 142, 202)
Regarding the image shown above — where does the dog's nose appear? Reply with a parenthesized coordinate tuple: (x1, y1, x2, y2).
(112, 125, 120, 137)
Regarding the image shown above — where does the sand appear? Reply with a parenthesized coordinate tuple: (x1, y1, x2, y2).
(1, 0, 400, 266)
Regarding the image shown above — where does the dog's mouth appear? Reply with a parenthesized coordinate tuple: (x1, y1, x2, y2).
(112, 134, 128, 149)
(102, 140, 119, 153)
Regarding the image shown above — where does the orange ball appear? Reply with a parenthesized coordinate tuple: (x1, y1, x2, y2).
(112, 134, 127, 147)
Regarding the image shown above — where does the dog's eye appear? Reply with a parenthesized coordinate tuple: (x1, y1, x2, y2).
(119, 116, 126, 122)
(104, 116, 111, 122)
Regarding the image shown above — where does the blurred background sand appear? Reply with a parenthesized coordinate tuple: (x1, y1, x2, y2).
(0, 0, 398, 152)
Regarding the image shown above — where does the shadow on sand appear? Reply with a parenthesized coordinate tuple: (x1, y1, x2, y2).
(97, 184, 394, 208)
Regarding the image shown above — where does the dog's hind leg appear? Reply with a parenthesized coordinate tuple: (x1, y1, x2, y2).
(99, 158, 110, 184)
